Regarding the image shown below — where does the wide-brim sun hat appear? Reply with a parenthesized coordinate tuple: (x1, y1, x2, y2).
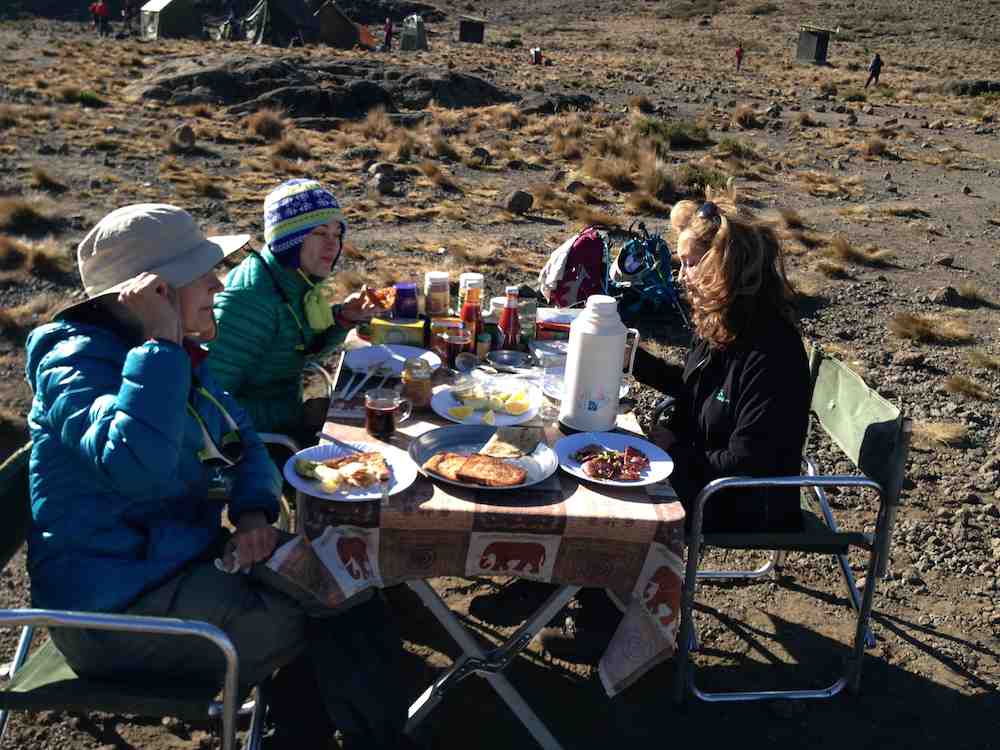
(57, 203, 249, 319)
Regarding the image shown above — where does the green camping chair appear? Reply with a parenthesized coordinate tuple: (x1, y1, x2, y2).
(0, 444, 268, 750)
(671, 345, 912, 703)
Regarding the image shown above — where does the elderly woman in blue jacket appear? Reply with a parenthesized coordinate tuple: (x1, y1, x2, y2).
(24, 205, 406, 750)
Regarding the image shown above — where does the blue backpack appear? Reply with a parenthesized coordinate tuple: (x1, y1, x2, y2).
(606, 221, 689, 328)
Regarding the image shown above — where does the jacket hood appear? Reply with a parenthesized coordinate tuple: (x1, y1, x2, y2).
(26, 320, 133, 394)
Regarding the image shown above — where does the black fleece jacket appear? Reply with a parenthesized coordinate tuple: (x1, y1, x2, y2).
(633, 309, 810, 533)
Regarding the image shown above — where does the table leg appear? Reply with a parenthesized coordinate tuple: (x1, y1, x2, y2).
(405, 580, 578, 750)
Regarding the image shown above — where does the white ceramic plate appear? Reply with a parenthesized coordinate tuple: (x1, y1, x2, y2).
(343, 344, 442, 377)
(283, 441, 418, 502)
(554, 432, 673, 487)
(430, 379, 543, 427)
(542, 370, 629, 403)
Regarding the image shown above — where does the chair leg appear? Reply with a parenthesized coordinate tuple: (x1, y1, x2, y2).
(848, 508, 888, 694)
(0, 625, 35, 741)
(242, 681, 269, 750)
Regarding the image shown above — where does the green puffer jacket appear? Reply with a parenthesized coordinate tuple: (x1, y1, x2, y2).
(206, 248, 348, 434)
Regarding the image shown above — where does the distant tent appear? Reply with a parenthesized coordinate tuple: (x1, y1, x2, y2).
(242, 0, 319, 46)
(140, 0, 202, 39)
(313, 1, 367, 49)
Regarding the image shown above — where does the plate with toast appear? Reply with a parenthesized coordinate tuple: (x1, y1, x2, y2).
(283, 441, 418, 501)
(408, 425, 558, 491)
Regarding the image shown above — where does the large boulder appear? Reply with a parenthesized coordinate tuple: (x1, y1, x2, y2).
(389, 72, 519, 110)
(228, 81, 395, 119)
(124, 57, 310, 104)
(947, 80, 1000, 97)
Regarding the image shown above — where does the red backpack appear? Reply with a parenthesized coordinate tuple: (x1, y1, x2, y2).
(538, 226, 606, 307)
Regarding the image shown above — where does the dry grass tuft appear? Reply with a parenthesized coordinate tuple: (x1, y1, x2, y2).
(626, 192, 671, 216)
(430, 132, 460, 161)
(967, 350, 1000, 370)
(889, 313, 973, 345)
(881, 203, 929, 219)
(942, 375, 991, 401)
(191, 176, 227, 199)
(583, 156, 636, 193)
(271, 136, 312, 160)
(778, 208, 805, 230)
(629, 95, 655, 114)
(815, 258, 851, 279)
(957, 282, 995, 307)
(0, 292, 63, 337)
(245, 109, 286, 141)
(796, 112, 820, 128)
(797, 170, 861, 198)
(0, 105, 17, 130)
(270, 156, 311, 175)
(419, 161, 461, 192)
(638, 159, 675, 202)
(826, 236, 894, 267)
(0, 197, 59, 235)
(733, 104, 763, 130)
(912, 420, 967, 448)
(30, 166, 67, 193)
(861, 137, 887, 157)
(553, 132, 583, 161)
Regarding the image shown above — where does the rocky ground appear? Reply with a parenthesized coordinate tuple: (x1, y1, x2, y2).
(1, 0, 999, 747)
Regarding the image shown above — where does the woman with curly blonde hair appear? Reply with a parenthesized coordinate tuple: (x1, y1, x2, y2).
(632, 197, 810, 532)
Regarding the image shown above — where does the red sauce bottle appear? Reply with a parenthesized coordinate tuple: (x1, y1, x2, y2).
(498, 286, 521, 350)
(459, 285, 483, 352)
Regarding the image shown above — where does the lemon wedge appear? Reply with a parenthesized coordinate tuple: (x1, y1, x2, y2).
(448, 405, 474, 420)
(504, 400, 531, 416)
(482, 409, 496, 425)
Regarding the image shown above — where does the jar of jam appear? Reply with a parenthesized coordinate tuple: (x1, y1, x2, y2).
(401, 357, 433, 409)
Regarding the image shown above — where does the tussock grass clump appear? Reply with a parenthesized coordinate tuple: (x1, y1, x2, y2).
(418, 161, 461, 192)
(815, 258, 851, 279)
(861, 137, 887, 157)
(634, 117, 711, 151)
(271, 136, 312, 160)
(881, 203, 929, 219)
(957, 282, 995, 307)
(270, 156, 311, 175)
(0, 292, 63, 338)
(795, 112, 820, 128)
(638, 159, 675, 202)
(553, 132, 583, 161)
(674, 163, 727, 196)
(57, 86, 107, 108)
(778, 208, 805, 230)
(943, 375, 991, 401)
(245, 109, 286, 141)
(913, 420, 967, 448)
(191, 176, 227, 199)
(749, 2, 779, 14)
(843, 88, 867, 102)
(967, 350, 1000, 370)
(0, 197, 59, 235)
(826, 236, 893, 267)
(733, 105, 763, 130)
(716, 137, 759, 160)
(529, 184, 571, 214)
(489, 104, 526, 131)
(583, 156, 636, 193)
(626, 192, 670, 216)
(0, 105, 17, 130)
(629, 95, 655, 114)
(889, 313, 973, 345)
(430, 132, 460, 161)
(797, 171, 861, 198)
(30, 166, 67, 193)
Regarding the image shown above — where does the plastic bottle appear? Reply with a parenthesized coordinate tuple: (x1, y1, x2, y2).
(558, 295, 640, 432)
(459, 286, 484, 353)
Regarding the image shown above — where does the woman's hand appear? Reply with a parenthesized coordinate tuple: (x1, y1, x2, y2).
(117, 272, 182, 343)
(338, 291, 379, 324)
(231, 512, 278, 569)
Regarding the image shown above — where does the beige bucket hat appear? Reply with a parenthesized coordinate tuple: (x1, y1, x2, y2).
(58, 203, 249, 318)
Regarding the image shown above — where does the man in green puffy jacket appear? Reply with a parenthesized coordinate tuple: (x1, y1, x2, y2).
(208, 180, 374, 440)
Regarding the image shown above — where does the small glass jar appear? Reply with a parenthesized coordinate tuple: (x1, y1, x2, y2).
(394, 282, 419, 320)
(401, 356, 433, 409)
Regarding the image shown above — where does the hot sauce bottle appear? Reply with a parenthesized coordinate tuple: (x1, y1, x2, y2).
(498, 286, 521, 350)
(459, 285, 483, 353)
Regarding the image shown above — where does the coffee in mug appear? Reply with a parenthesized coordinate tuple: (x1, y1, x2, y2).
(364, 388, 412, 440)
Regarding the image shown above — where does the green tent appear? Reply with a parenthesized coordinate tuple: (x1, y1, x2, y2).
(140, 0, 203, 39)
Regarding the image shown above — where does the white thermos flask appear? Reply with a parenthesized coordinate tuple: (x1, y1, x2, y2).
(558, 295, 639, 432)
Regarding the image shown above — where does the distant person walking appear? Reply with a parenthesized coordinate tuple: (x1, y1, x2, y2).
(93, 0, 110, 36)
(735, 41, 744, 72)
(383, 17, 394, 51)
(865, 53, 883, 89)
(122, 0, 137, 34)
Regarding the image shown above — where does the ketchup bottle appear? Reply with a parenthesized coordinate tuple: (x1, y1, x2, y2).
(459, 285, 483, 352)
(498, 286, 521, 350)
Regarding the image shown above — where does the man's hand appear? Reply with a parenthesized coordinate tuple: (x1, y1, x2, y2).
(303, 396, 330, 430)
(231, 512, 278, 570)
(339, 290, 379, 324)
(117, 272, 182, 343)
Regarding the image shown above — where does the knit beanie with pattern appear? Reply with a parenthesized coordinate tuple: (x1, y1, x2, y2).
(263, 179, 346, 268)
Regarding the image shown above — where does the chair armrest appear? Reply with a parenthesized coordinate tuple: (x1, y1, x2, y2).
(258, 433, 301, 454)
(0, 608, 240, 746)
(651, 396, 676, 428)
(304, 362, 335, 400)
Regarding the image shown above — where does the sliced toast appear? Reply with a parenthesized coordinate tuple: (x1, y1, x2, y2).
(422, 452, 471, 482)
(456, 454, 527, 488)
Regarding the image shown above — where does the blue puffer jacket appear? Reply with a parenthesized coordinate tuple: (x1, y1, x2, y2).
(24, 319, 281, 613)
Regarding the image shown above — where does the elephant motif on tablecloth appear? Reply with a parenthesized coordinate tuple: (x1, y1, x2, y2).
(479, 541, 546, 574)
(337, 536, 373, 580)
(642, 566, 680, 628)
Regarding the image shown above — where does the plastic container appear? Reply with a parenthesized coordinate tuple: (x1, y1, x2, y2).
(558, 295, 640, 433)
(424, 271, 450, 317)
(458, 272, 484, 311)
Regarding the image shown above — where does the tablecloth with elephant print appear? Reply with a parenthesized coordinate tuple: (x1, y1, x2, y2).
(267, 417, 686, 697)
